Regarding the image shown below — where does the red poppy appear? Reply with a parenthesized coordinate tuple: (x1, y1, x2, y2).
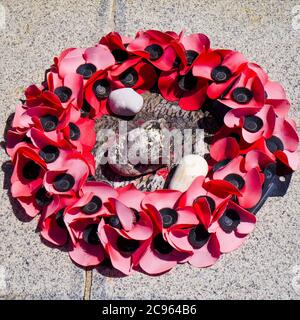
(10, 146, 47, 217)
(158, 69, 208, 110)
(62, 116, 96, 152)
(108, 57, 158, 93)
(193, 49, 247, 97)
(173, 32, 210, 74)
(126, 30, 180, 71)
(211, 154, 263, 209)
(24, 84, 62, 108)
(166, 176, 237, 268)
(84, 70, 113, 118)
(38, 195, 79, 246)
(211, 64, 265, 109)
(99, 32, 145, 64)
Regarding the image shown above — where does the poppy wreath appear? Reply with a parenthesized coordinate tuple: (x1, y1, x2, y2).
(5, 30, 300, 276)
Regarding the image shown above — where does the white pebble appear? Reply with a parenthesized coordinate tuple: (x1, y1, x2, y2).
(108, 88, 144, 116)
(169, 154, 208, 192)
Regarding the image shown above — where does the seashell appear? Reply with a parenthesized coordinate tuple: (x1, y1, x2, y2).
(168, 154, 208, 192)
(108, 88, 144, 116)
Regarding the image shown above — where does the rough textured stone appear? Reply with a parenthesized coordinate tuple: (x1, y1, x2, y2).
(0, 0, 114, 300)
(91, 0, 300, 300)
(114, 0, 300, 126)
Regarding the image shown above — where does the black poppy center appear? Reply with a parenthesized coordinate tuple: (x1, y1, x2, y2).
(145, 44, 163, 61)
(69, 123, 81, 141)
(105, 215, 122, 229)
(186, 50, 198, 66)
(159, 208, 178, 228)
(131, 208, 140, 224)
(111, 49, 128, 64)
(178, 72, 197, 91)
(54, 86, 72, 103)
(232, 87, 253, 104)
(219, 209, 240, 233)
(55, 208, 66, 229)
(116, 236, 139, 253)
(243, 116, 263, 133)
(211, 66, 232, 83)
(22, 160, 41, 180)
(81, 196, 102, 214)
(93, 79, 111, 99)
(266, 136, 284, 153)
(193, 195, 216, 213)
(224, 173, 245, 190)
(76, 63, 97, 79)
(39, 145, 59, 163)
(35, 187, 53, 207)
(119, 67, 138, 87)
(53, 173, 75, 192)
(213, 158, 231, 173)
(80, 99, 91, 118)
(83, 224, 100, 245)
(153, 233, 173, 255)
(40, 114, 58, 132)
(188, 224, 210, 249)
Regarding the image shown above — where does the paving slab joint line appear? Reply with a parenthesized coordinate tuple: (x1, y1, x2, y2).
(83, 270, 93, 300)
(110, 0, 117, 30)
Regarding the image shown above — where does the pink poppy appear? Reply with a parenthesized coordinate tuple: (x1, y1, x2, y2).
(47, 71, 84, 109)
(96, 185, 153, 275)
(103, 184, 153, 241)
(43, 155, 90, 196)
(167, 219, 220, 268)
(136, 190, 196, 275)
(209, 201, 256, 253)
(28, 126, 95, 175)
(224, 104, 276, 144)
(99, 223, 149, 275)
(64, 181, 118, 267)
(250, 117, 300, 171)
(54, 45, 115, 79)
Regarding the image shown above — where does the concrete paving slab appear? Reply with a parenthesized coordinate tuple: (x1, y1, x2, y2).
(91, 0, 300, 300)
(114, 0, 300, 125)
(0, 0, 114, 300)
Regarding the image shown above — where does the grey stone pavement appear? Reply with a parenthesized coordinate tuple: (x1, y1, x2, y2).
(0, 0, 299, 299)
